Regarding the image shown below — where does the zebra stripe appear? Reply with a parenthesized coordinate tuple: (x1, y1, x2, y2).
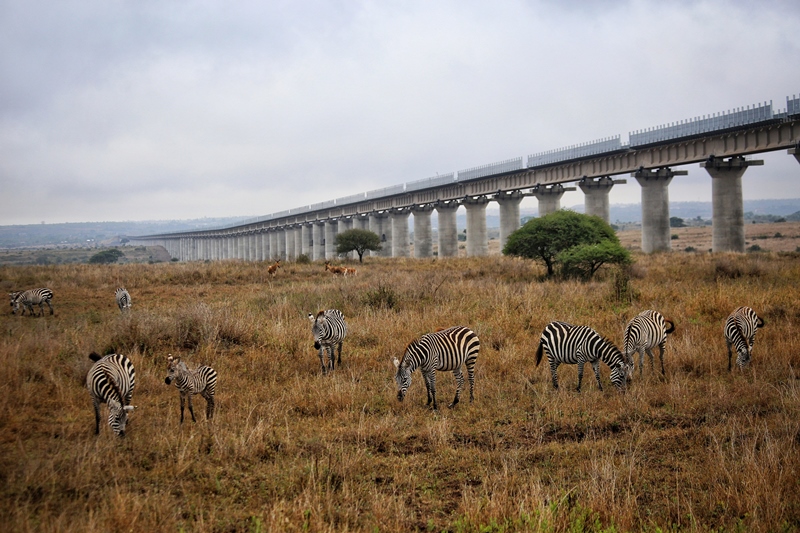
(536, 321, 630, 391)
(623, 310, 675, 377)
(164, 355, 217, 423)
(393, 325, 480, 410)
(86, 352, 136, 436)
(308, 309, 347, 374)
(115, 288, 132, 312)
(11, 288, 54, 316)
(725, 306, 765, 371)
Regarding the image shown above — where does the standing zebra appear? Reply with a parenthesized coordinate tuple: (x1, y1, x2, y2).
(308, 309, 347, 374)
(623, 310, 675, 377)
(725, 306, 765, 371)
(164, 355, 217, 423)
(11, 288, 54, 316)
(393, 326, 480, 410)
(536, 321, 631, 392)
(115, 288, 132, 312)
(86, 352, 136, 436)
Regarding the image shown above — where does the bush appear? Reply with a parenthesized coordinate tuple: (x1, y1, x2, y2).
(89, 248, 125, 264)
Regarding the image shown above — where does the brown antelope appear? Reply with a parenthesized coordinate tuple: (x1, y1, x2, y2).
(324, 262, 345, 275)
(267, 260, 281, 277)
(343, 267, 357, 276)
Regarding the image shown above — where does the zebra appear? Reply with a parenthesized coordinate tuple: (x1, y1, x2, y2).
(536, 321, 631, 392)
(11, 288, 54, 316)
(725, 306, 765, 371)
(115, 288, 132, 312)
(86, 352, 136, 436)
(623, 310, 675, 377)
(393, 326, 480, 410)
(308, 309, 347, 374)
(164, 354, 217, 423)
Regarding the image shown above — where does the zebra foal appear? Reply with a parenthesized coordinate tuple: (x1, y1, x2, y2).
(86, 352, 136, 436)
(725, 306, 765, 371)
(164, 355, 217, 423)
(308, 309, 347, 374)
(623, 310, 675, 377)
(115, 288, 132, 312)
(536, 321, 631, 392)
(10, 288, 54, 316)
(393, 326, 480, 410)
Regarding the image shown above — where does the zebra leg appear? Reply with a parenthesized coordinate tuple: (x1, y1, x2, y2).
(549, 361, 560, 390)
(449, 368, 464, 408)
(658, 343, 666, 375)
(180, 392, 186, 423)
(187, 394, 197, 423)
(466, 359, 476, 402)
(638, 349, 645, 377)
(45, 299, 53, 315)
(318, 347, 327, 374)
(93, 399, 101, 435)
(646, 348, 656, 373)
(576, 361, 585, 392)
(337, 341, 342, 367)
(726, 341, 733, 372)
(424, 371, 437, 410)
(328, 346, 335, 372)
(591, 361, 603, 391)
(203, 392, 215, 420)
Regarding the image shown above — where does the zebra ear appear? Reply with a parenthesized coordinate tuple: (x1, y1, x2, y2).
(393, 358, 400, 368)
(307, 313, 315, 321)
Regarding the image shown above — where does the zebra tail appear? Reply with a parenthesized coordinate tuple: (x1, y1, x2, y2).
(535, 340, 544, 366)
(664, 319, 676, 334)
(757, 316, 765, 328)
(89, 352, 103, 362)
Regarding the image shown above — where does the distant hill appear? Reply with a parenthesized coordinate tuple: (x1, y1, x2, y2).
(2, 199, 799, 248)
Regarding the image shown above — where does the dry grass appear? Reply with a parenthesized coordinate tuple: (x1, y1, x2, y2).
(1, 254, 799, 532)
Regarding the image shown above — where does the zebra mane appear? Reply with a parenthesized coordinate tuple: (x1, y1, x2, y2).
(100, 366, 125, 405)
(89, 352, 103, 362)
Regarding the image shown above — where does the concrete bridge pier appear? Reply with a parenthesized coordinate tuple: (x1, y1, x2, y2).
(391, 208, 411, 257)
(435, 201, 459, 257)
(284, 227, 295, 261)
(579, 176, 625, 223)
(790, 142, 800, 165)
(260, 232, 269, 261)
(701, 155, 764, 253)
(368, 212, 385, 257)
(274, 229, 285, 260)
(495, 190, 524, 250)
(354, 214, 369, 231)
(312, 222, 325, 261)
(325, 220, 338, 260)
(249, 233, 257, 261)
(464, 196, 490, 257)
(268, 231, 278, 261)
(411, 204, 434, 258)
(634, 167, 686, 253)
(300, 224, 312, 258)
(532, 184, 572, 216)
(292, 227, 302, 260)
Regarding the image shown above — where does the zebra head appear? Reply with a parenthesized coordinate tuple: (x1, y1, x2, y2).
(101, 367, 134, 436)
(9, 292, 21, 315)
(308, 312, 324, 349)
(164, 354, 187, 385)
(393, 357, 412, 402)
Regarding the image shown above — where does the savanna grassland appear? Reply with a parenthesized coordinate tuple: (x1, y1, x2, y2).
(1, 251, 799, 532)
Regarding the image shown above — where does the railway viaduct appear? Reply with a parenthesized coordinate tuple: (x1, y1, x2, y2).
(131, 97, 800, 260)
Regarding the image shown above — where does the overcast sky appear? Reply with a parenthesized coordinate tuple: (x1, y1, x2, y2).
(1, 0, 799, 225)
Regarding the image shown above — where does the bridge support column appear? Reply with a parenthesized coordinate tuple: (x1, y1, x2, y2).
(354, 214, 369, 231)
(259, 232, 268, 261)
(464, 196, 490, 257)
(435, 201, 459, 257)
(391, 208, 411, 257)
(311, 222, 324, 261)
(411, 204, 434, 258)
(579, 176, 625, 223)
(368, 212, 387, 257)
(249, 233, 257, 261)
(283, 228, 294, 261)
(790, 143, 800, 165)
(275, 229, 286, 260)
(267, 232, 277, 261)
(701, 156, 764, 253)
(293, 227, 302, 260)
(532, 184, 571, 216)
(495, 190, 524, 251)
(634, 167, 684, 253)
(301, 224, 312, 258)
(325, 221, 338, 260)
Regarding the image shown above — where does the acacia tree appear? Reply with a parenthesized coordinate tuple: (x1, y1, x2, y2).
(334, 229, 382, 263)
(502, 210, 626, 277)
(558, 240, 631, 279)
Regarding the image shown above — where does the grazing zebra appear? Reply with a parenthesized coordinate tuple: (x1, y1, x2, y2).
(393, 326, 480, 410)
(536, 321, 631, 392)
(623, 310, 675, 377)
(164, 355, 217, 423)
(86, 352, 136, 436)
(115, 288, 132, 312)
(725, 306, 765, 371)
(308, 309, 347, 374)
(11, 288, 54, 316)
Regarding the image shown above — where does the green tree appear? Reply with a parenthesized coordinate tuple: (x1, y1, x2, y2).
(558, 240, 632, 279)
(502, 210, 617, 276)
(89, 248, 125, 264)
(669, 217, 685, 228)
(334, 229, 382, 263)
